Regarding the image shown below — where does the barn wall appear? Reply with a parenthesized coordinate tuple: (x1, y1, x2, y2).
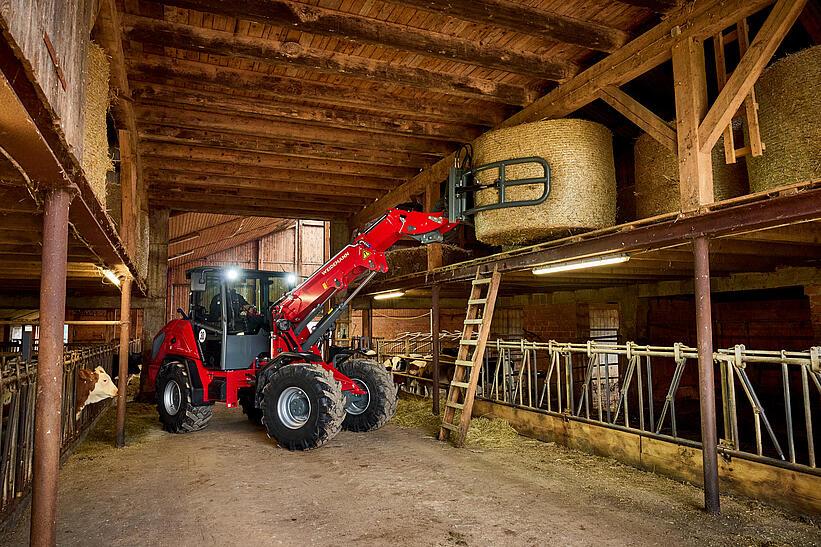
(0, 0, 97, 157)
(66, 307, 143, 344)
(168, 221, 327, 320)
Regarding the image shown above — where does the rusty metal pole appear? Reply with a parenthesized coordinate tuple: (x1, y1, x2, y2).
(363, 300, 373, 348)
(693, 236, 720, 514)
(431, 284, 441, 415)
(30, 186, 73, 547)
(115, 274, 132, 448)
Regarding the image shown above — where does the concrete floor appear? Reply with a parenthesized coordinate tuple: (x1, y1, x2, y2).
(3, 403, 819, 546)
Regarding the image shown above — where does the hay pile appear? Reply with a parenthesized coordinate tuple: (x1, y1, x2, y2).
(473, 119, 616, 245)
(634, 128, 747, 218)
(81, 42, 113, 206)
(382, 244, 472, 278)
(746, 46, 821, 192)
(392, 395, 520, 449)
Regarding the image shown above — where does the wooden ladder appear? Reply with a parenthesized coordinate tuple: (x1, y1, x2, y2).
(438, 267, 502, 446)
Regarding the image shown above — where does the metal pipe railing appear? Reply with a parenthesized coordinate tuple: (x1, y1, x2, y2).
(0, 339, 142, 518)
(399, 338, 819, 474)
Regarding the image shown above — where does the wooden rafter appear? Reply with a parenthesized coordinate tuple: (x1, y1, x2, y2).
(147, 0, 578, 80)
(127, 56, 510, 124)
(388, 0, 629, 52)
(699, 0, 807, 154)
(123, 16, 544, 104)
(598, 85, 676, 152)
(131, 85, 493, 137)
(351, 0, 776, 226)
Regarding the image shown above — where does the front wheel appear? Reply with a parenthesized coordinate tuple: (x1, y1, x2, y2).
(155, 362, 212, 433)
(339, 359, 397, 432)
(261, 364, 345, 450)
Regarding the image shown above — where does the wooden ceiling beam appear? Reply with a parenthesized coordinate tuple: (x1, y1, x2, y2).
(141, 160, 397, 190)
(131, 84, 490, 138)
(152, 198, 349, 220)
(352, 0, 776, 225)
(141, 144, 420, 179)
(147, 0, 578, 80)
(129, 76, 509, 128)
(139, 126, 438, 168)
(616, 0, 682, 13)
(152, 185, 373, 207)
(390, 0, 628, 52)
(124, 16, 543, 104)
(135, 104, 457, 154)
(148, 174, 388, 200)
(171, 220, 295, 263)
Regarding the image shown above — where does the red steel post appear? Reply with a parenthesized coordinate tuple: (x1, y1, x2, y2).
(693, 235, 720, 514)
(30, 186, 73, 546)
(115, 275, 133, 448)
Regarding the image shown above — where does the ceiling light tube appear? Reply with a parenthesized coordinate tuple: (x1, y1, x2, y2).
(532, 254, 629, 275)
(372, 290, 405, 300)
(101, 268, 121, 287)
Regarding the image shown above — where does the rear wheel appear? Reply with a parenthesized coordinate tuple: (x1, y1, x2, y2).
(155, 362, 212, 433)
(261, 364, 345, 450)
(340, 359, 397, 432)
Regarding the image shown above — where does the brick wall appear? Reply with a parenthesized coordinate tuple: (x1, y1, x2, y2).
(643, 287, 814, 351)
(522, 302, 589, 343)
(806, 284, 821, 342)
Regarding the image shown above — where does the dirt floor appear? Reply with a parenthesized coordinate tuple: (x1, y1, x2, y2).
(3, 397, 819, 546)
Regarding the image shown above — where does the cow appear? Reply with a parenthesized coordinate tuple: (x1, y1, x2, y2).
(110, 351, 142, 384)
(75, 366, 118, 419)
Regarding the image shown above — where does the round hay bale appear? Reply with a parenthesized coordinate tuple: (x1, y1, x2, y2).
(81, 42, 113, 204)
(472, 119, 616, 246)
(746, 46, 821, 192)
(633, 128, 747, 218)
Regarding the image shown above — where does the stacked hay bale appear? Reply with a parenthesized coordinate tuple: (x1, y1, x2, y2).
(381, 244, 472, 278)
(633, 128, 747, 218)
(746, 46, 821, 192)
(472, 119, 616, 246)
(81, 42, 113, 207)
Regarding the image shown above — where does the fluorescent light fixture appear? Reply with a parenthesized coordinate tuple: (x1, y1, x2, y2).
(101, 268, 121, 287)
(167, 250, 194, 262)
(532, 254, 629, 275)
(286, 273, 297, 285)
(225, 268, 240, 281)
(372, 290, 405, 300)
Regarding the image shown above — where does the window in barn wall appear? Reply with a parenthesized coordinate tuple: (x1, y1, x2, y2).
(589, 306, 620, 412)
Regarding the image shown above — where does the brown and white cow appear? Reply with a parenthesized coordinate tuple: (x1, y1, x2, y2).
(75, 366, 118, 419)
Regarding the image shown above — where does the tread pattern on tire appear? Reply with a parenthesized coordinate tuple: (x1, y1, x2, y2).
(340, 358, 397, 432)
(261, 364, 345, 451)
(156, 362, 213, 433)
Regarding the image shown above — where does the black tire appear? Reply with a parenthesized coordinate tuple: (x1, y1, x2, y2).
(339, 358, 397, 432)
(261, 364, 345, 450)
(239, 390, 263, 426)
(155, 362, 213, 433)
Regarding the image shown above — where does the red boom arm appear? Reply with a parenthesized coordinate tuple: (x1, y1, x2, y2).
(270, 208, 457, 351)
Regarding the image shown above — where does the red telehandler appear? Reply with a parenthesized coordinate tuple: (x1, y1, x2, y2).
(147, 151, 551, 450)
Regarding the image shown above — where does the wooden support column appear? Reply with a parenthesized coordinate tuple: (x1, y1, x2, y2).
(30, 186, 73, 547)
(137, 208, 169, 400)
(363, 300, 373, 347)
(431, 284, 441, 415)
(672, 34, 713, 211)
(674, 32, 720, 514)
(115, 274, 133, 448)
(693, 236, 720, 514)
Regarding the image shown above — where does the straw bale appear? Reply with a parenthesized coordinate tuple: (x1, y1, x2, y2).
(473, 119, 616, 246)
(633, 128, 747, 218)
(746, 46, 821, 192)
(382, 244, 472, 278)
(81, 42, 113, 205)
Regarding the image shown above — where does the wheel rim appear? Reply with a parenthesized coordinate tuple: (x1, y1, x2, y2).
(163, 380, 182, 416)
(278, 386, 311, 429)
(345, 378, 370, 416)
